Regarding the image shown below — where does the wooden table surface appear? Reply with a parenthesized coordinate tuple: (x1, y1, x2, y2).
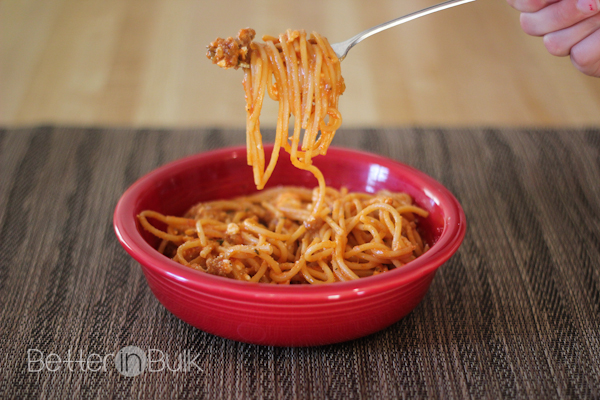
(2, 0, 600, 128)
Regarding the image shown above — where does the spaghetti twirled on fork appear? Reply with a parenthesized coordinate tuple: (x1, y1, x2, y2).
(138, 29, 428, 284)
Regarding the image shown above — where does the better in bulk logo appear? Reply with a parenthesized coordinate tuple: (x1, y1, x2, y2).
(28, 346, 203, 376)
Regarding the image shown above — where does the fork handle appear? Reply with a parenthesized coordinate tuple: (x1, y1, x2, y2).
(333, 0, 477, 60)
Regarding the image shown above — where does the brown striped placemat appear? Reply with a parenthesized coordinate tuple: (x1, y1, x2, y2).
(0, 126, 599, 399)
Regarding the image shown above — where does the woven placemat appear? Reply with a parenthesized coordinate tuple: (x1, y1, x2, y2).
(0, 126, 599, 399)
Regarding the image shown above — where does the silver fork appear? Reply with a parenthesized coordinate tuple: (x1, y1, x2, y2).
(330, 0, 477, 61)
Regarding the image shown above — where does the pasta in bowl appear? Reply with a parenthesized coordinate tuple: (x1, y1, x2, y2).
(114, 145, 466, 346)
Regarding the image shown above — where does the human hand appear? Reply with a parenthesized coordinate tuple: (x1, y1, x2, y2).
(506, 0, 600, 77)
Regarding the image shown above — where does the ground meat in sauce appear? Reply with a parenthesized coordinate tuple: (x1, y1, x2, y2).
(303, 216, 324, 233)
(206, 255, 233, 277)
(206, 28, 255, 69)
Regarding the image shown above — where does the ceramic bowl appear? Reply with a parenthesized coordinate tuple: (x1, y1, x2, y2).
(114, 145, 466, 346)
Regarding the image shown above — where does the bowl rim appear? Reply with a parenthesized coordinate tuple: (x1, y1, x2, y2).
(114, 145, 466, 305)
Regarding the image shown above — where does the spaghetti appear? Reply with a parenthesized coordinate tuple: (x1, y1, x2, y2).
(138, 28, 429, 284)
(207, 28, 345, 215)
(139, 186, 429, 284)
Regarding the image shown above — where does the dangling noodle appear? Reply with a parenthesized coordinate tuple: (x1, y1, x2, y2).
(138, 28, 429, 284)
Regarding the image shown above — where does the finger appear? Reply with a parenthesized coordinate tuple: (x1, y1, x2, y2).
(544, 14, 600, 55)
(570, 27, 600, 76)
(520, 0, 600, 36)
(507, 0, 560, 13)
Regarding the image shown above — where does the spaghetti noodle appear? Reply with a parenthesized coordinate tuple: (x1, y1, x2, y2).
(138, 28, 429, 284)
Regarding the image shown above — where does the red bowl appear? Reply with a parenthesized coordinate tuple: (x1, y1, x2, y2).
(114, 145, 466, 346)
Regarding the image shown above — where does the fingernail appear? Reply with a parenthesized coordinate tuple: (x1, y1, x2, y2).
(576, 0, 600, 14)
